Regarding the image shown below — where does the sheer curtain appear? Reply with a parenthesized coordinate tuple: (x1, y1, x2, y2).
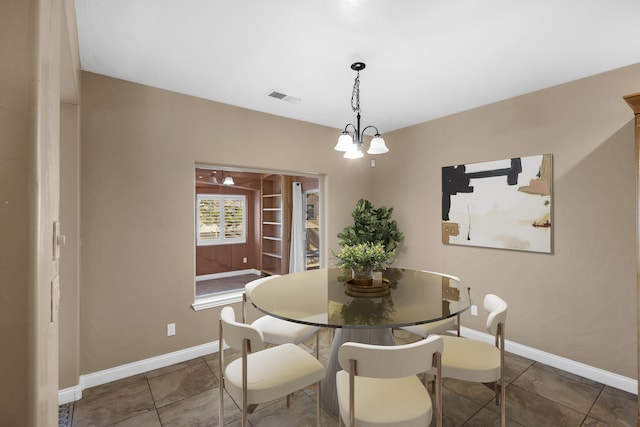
(289, 182, 305, 272)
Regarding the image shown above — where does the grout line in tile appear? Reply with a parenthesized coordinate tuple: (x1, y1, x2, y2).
(579, 385, 605, 426)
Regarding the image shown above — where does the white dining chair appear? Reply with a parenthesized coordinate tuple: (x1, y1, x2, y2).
(242, 275, 320, 357)
(399, 271, 463, 338)
(218, 306, 326, 427)
(438, 294, 508, 426)
(242, 274, 320, 359)
(335, 335, 444, 427)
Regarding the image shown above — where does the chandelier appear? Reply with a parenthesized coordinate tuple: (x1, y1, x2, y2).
(334, 62, 388, 159)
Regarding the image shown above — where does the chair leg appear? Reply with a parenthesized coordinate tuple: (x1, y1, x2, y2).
(493, 378, 506, 426)
(423, 372, 435, 393)
(499, 377, 506, 427)
(499, 324, 506, 427)
(315, 330, 320, 359)
(433, 352, 443, 427)
(286, 393, 291, 408)
(242, 405, 247, 427)
(242, 292, 247, 323)
(316, 381, 321, 427)
(349, 360, 356, 427)
(218, 378, 224, 427)
(219, 319, 224, 427)
(242, 340, 249, 427)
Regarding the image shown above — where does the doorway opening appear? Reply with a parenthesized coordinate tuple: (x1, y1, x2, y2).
(194, 165, 322, 298)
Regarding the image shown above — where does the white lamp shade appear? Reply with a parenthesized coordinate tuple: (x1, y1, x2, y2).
(223, 176, 235, 185)
(344, 146, 364, 159)
(335, 132, 353, 151)
(367, 135, 389, 154)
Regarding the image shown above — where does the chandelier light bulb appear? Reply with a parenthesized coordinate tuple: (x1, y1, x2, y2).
(344, 146, 364, 159)
(335, 132, 353, 151)
(367, 135, 389, 154)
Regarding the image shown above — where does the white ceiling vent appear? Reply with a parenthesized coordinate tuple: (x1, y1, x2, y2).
(267, 90, 301, 103)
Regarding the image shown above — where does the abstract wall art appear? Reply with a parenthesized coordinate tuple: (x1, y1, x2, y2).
(442, 154, 552, 253)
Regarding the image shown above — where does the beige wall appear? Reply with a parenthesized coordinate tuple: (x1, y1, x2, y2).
(79, 65, 640, 380)
(375, 63, 640, 378)
(79, 72, 371, 373)
(0, 0, 32, 422)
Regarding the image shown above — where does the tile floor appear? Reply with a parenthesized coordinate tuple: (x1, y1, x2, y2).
(63, 329, 637, 426)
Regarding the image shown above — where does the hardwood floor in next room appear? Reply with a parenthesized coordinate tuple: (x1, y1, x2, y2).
(196, 274, 261, 297)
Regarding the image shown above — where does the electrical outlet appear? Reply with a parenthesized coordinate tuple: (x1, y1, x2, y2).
(167, 323, 176, 336)
(243, 257, 247, 263)
(471, 305, 478, 316)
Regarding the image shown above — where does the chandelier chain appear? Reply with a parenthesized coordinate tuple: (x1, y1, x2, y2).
(350, 72, 360, 114)
(334, 62, 388, 158)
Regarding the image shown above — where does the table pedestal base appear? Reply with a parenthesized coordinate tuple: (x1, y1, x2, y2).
(321, 328, 395, 415)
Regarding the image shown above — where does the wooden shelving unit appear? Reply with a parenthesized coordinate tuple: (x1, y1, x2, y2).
(260, 174, 290, 276)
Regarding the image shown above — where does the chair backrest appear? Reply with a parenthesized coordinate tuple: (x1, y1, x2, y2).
(418, 271, 466, 336)
(419, 270, 461, 282)
(338, 335, 443, 378)
(484, 294, 508, 336)
(220, 306, 264, 352)
(243, 275, 281, 322)
(244, 275, 281, 299)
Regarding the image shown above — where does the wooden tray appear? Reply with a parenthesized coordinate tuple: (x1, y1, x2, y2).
(345, 278, 390, 297)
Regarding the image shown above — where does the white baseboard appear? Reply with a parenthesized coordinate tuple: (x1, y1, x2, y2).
(58, 340, 221, 404)
(58, 384, 82, 405)
(59, 328, 638, 404)
(460, 326, 638, 395)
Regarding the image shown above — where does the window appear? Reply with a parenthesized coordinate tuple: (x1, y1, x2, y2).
(196, 194, 246, 245)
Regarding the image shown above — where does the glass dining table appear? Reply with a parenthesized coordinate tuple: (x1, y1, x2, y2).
(248, 267, 471, 414)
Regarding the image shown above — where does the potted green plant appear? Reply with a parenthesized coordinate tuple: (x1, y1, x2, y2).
(334, 242, 393, 284)
(337, 199, 404, 253)
(334, 199, 404, 285)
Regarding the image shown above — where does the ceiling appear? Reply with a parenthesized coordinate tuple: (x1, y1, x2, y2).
(75, 0, 640, 135)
